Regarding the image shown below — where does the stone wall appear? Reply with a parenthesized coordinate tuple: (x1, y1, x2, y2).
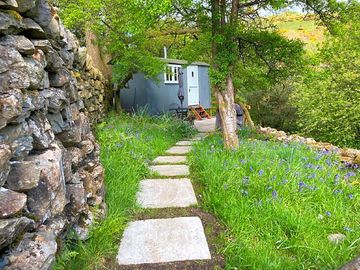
(0, 0, 107, 269)
(258, 127, 360, 166)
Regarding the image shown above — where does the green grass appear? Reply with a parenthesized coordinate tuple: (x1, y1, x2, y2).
(55, 112, 195, 270)
(189, 130, 360, 270)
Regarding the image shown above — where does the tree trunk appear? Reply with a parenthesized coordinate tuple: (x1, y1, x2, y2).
(216, 75, 239, 149)
(239, 102, 255, 128)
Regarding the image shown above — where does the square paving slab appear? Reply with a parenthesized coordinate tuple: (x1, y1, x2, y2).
(175, 141, 193, 146)
(137, 178, 197, 208)
(153, 156, 187, 164)
(165, 146, 192, 155)
(117, 217, 211, 265)
(150, 165, 189, 176)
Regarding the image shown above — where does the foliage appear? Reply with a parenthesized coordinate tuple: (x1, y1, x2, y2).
(54, 0, 172, 86)
(293, 1, 360, 148)
(189, 131, 360, 269)
(54, 113, 195, 269)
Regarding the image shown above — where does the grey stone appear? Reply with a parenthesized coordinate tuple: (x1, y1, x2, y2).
(46, 112, 67, 134)
(65, 183, 87, 217)
(137, 178, 197, 208)
(6, 230, 57, 270)
(0, 89, 22, 129)
(194, 118, 216, 133)
(165, 146, 192, 155)
(0, 35, 35, 55)
(57, 113, 89, 146)
(26, 143, 66, 223)
(153, 155, 187, 164)
(28, 112, 55, 149)
(49, 68, 71, 87)
(40, 88, 68, 112)
(7, 161, 41, 191)
(21, 18, 46, 39)
(0, 122, 33, 160)
(43, 16, 61, 40)
(0, 217, 34, 250)
(25, 0, 52, 28)
(339, 255, 360, 270)
(16, 0, 36, 13)
(117, 217, 211, 265)
(77, 47, 87, 67)
(176, 140, 194, 146)
(46, 49, 64, 72)
(59, 48, 74, 69)
(0, 45, 30, 91)
(0, 188, 27, 218)
(150, 164, 189, 177)
(0, 0, 18, 10)
(0, 10, 23, 35)
(328, 233, 346, 245)
(24, 57, 47, 90)
(31, 39, 52, 53)
(0, 144, 11, 187)
(63, 29, 78, 51)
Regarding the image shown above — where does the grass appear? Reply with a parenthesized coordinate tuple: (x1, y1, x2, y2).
(189, 129, 360, 270)
(54, 112, 195, 270)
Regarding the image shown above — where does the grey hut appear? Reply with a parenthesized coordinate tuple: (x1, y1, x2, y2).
(119, 58, 212, 118)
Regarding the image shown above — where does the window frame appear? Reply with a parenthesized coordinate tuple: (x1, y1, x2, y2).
(164, 64, 182, 84)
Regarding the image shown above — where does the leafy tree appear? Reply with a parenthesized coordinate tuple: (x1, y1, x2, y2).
(293, 1, 360, 148)
(55, 0, 344, 149)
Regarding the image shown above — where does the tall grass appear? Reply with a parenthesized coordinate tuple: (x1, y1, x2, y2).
(189, 130, 359, 270)
(55, 112, 195, 270)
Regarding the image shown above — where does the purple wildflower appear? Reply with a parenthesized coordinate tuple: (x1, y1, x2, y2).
(344, 171, 356, 180)
(325, 211, 331, 217)
(240, 159, 246, 164)
(348, 194, 354, 200)
(308, 173, 316, 179)
(272, 190, 279, 200)
(250, 166, 254, 172)
(241, 189, 249, 196)
(258, 169, 264, 176)
(334, 174, 340, 185)
(299, 181, 307, 192)
(325, 159, 332, 166)
(266, 186, 273, 191)
(344, 226, 353, 232)
(281, 179, 288, 185)
(333, 189, 343, 195)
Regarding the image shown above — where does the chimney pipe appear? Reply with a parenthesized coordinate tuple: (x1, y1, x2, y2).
(163, 46, 167, 59)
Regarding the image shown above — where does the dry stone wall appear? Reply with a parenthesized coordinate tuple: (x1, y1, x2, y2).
(258, 127, 360, 166)
(0, 0, 107, 269)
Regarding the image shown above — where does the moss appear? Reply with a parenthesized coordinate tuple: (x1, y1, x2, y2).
(3, 10, 23, 21)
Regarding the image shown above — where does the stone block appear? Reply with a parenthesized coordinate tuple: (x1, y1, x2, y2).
(165, 146, 192, 155)
(117, 217, 211, 265)
(7, 160, 41, 191)
(150, 164, 189, 177)
(153, 155, 187, 164)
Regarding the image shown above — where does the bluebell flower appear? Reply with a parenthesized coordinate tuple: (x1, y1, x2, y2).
(325, 211, 331, 217)
(325, 159, 332, 166)
(281, 179, 288, 185)
(241, 189, 248, 196)
(348, 194, 354, 200)
(258, 169, 264, 176)
(333, 189, 343, 195)
(240, 159, 246, 164)
(344, 171, 356, 180)
(299, 181, 307, 192)
(308, 173, 316, 179)
(334, 174, 340, 185)
(344, 226, 353, 232)
(250, 166, 254, 172)
(272, 190, 279, 200)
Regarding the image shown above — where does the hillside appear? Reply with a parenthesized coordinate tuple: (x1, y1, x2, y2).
(269, 12, 326, 51)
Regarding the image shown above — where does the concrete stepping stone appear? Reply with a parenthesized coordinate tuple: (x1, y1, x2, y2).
(190, 133, 208, 141)
(153, 156, 187, 164)
(150, 165, 189, 176)
(176, 140, 193, 146)
(117, 217, 211, 265)
(137, 178, 197, 208)
(165, 146, 192, 155)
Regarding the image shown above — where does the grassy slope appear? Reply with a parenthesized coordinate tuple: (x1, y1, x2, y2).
(189, 130, 359, 270)
(55, 113, 194, 270)
(270, 12, 325, 52)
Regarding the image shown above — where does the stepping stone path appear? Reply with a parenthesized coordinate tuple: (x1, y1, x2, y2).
(117, 132, 212, 266)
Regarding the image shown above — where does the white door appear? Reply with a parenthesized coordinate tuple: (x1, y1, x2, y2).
(187, 65, 199, 106)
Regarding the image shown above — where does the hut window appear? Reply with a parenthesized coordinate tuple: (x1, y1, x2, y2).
(164, 64, 181, 84)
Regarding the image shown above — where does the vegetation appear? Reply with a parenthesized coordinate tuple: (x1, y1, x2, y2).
(54, 113, 194, 269)
(189, 130, 360, 269)
(294, 1, 360, 149)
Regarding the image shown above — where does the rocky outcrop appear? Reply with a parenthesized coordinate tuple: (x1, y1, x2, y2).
(0, 1, 107, 269)
(258, 127, 360, 166)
